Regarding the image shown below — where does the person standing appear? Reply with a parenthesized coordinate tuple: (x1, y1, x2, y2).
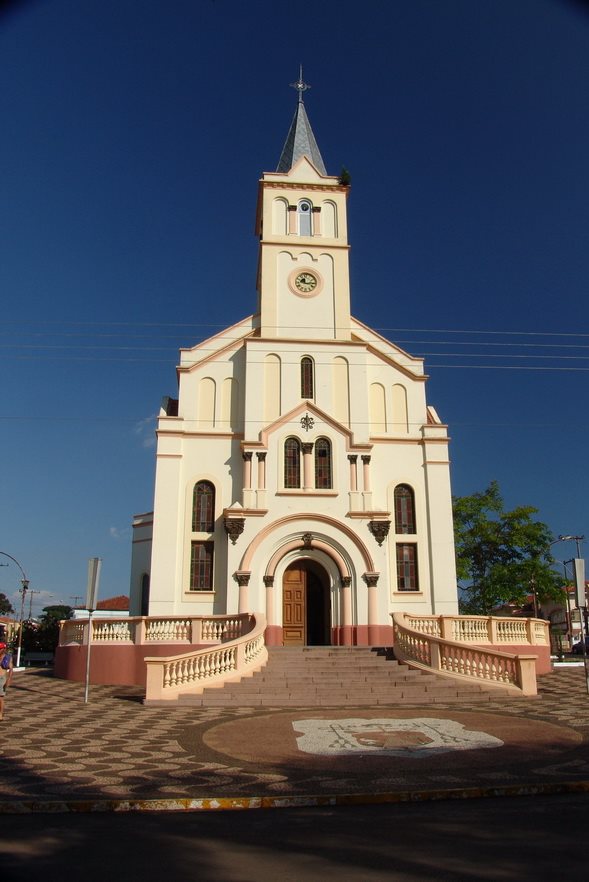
(0, 642, 13, 721)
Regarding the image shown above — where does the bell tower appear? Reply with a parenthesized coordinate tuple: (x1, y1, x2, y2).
(255, 70, 352, 341)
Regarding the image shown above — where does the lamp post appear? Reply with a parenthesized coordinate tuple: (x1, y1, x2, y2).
(553, 535, 589, 695)
(555, 537, 586, 635)
(0, 551, 29, 667)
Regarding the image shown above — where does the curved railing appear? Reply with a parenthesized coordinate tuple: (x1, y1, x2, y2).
(392, 612, 539, 695)
(401, 613, 549, 647)
(144, 613, 268, 703)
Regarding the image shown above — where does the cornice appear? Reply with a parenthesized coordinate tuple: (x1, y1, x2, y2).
(259, 239, 350, 251)
(262, 181, 347, 193)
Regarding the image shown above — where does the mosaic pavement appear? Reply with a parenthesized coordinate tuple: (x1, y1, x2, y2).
(1, 667, 589, 804)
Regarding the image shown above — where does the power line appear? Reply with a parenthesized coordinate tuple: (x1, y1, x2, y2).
(2, 317, 589, 337)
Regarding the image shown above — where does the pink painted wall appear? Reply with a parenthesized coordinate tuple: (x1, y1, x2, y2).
(55, 644, 192, 687)
(475, 642, 552, 675)
(54, 633, 551, 689)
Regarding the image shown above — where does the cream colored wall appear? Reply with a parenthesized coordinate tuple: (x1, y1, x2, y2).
(143, 151, 459, 623)
(150, 425, 243, 616)
(257, 160, 351, 342)
(146, 320, 457, 619)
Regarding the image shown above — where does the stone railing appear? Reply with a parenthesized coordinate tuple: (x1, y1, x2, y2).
(144, 613, 268, 703)
(392, 612, 539, 695)
(403, 613, 550, 646)
(59, 614, 251, 647)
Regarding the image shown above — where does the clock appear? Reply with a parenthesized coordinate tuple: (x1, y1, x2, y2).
(294, 271, 318, 293)
(288, 267, 323, 297)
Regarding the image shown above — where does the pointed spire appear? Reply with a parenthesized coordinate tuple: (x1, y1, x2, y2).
(276, 66, 327, 176)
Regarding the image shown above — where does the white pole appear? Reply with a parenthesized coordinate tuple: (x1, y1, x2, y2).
(84, 610, 93, 704)
(83, 558, 101, 704)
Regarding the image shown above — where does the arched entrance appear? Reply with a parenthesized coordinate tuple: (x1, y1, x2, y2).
(282, 560, 331, 646)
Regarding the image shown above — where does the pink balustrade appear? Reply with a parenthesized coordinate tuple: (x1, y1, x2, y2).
(392, 612, 544, 695)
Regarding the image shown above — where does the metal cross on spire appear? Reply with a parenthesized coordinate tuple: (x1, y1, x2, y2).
(290, 65, 310, 103)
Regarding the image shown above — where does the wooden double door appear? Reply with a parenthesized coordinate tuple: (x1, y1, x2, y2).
(282, 561, 331, 646)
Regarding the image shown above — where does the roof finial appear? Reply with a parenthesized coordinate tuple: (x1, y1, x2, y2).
(290, 64, 310, 104)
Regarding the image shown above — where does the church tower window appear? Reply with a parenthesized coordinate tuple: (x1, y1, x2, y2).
(314, 437, 332, 489)
(301, 356, 314, 399)
(394, 485, 416, 534)
(298, 200, 312, 236)
(192, 481, 215, 532)
(284, 437, 301, 488)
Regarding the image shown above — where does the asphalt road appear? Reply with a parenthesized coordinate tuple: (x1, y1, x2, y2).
(1, 793, 585, 882)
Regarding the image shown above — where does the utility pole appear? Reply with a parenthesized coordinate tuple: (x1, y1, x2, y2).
(28, 589, 42, 619)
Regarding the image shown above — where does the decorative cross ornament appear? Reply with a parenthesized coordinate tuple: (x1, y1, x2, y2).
(290, 65, 310, 102)
(300, 413, 314, 432)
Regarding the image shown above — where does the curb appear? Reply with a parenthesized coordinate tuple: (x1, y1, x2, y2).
(2, 780, 589, 815)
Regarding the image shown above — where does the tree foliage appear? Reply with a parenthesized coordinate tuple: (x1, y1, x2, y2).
(453, 481, 561, 615)
(338, 166, 351, 186)
(0, 592, 15, 615)
(29, 605, 74, 651)
(39, 604, 73, 624)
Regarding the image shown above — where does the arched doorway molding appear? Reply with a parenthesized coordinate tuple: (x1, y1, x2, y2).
(239, 512, 375, 573)
(265, 534, 350, 583)
(260, 532, 358, 647)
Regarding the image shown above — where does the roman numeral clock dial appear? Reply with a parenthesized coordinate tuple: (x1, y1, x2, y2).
(289, 269, 322, 296)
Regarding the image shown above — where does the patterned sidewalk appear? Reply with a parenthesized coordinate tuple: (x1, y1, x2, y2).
(1, 666, 589, 810)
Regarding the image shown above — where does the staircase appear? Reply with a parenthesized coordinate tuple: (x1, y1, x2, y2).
(176, 646, 501, 706)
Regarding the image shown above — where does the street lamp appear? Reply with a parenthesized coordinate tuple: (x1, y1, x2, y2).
(558, 535, 584, 558)
(554, 536, 586, 629)
(0, 551, 29, 667)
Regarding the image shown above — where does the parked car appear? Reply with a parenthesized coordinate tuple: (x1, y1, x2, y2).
(572, 636, 589, 655)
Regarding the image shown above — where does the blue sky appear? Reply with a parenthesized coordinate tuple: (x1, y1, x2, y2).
(1, 0, 588, 613)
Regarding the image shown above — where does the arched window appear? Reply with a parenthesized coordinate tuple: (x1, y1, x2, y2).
(192, 481, 215, 532)
(298, 200, 312, 236)
(314, 438, 332, 489)
(284, 437, 301, 488)
(394, 485, 415, 534)
(301, 357, 314, 399)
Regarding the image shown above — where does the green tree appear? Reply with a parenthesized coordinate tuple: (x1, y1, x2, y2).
(338, 166, 351, 186)
(21, 620, 43, 653)
(453, 481, 561, 615)
(0, 592, 15, 615)
(37, 604, 73, 651)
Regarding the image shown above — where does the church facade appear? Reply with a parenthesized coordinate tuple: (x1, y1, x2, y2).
(129, 78, 459, 646)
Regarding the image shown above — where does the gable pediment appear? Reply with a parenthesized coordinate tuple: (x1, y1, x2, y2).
(255, 401, 366, 451)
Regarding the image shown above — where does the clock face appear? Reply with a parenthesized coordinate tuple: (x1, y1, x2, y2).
(294, 271, 318, 293)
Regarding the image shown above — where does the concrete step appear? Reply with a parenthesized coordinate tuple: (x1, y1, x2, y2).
(175, 645, 502, 706)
